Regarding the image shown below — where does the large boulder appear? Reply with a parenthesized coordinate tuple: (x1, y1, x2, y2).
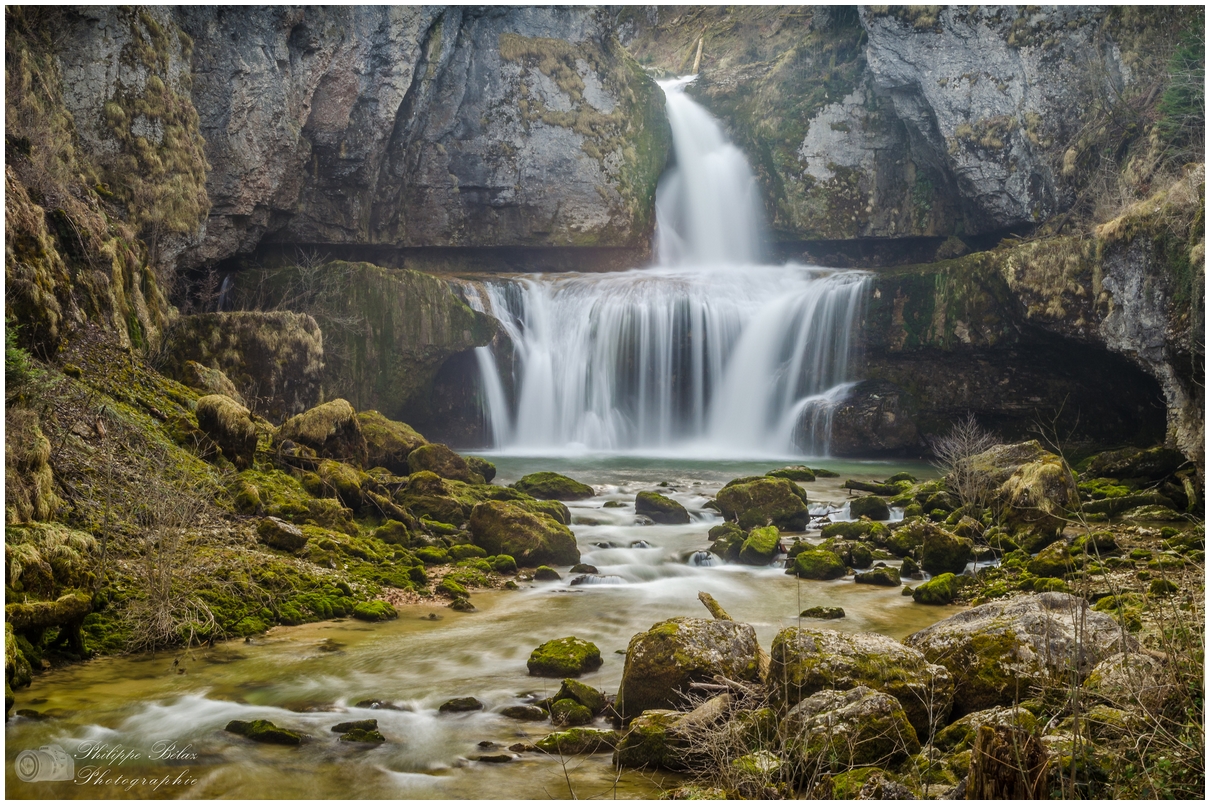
(468, 500, 579, 567)
(527, 637, 602, 677)
(1079, 446, 1187, 482)
(512, 472, 595, 501)
(791, 549, 847, 580)
(195, 394, 260, 469)
(737, 525, 781, 565)
(969, 441, 1077, 546)
(768, 627, 953, 740)
(357, 411, 426, 474)
(614, 695, 732, 771)
(180, 360, 245, 405)
(1083, 651, 1174, 716)
(277, 399, 369, 467)
(394, 471, 469, 526)
(617, 617, 760, 719)
(919, 526, 972, 575)
(406, 442, 482, 483)
(779, 686, 920, 775)
(714, 477, 809, 531)
(848, 495, 891, 521)
(904, 592, 1133, 718)
(635, 491, 690, 524)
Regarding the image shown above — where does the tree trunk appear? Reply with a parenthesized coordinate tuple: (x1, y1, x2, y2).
(967, 725, 1050, 799)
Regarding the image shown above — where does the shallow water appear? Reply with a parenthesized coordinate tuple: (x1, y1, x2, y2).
(6, 457, 950, 799)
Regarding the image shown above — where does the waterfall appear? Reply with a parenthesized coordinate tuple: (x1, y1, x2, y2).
(465, 77, 870, 458)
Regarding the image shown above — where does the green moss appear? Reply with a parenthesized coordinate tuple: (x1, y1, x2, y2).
(738, 525, 781, 565)
(352, 600, 397, 622)
(527, 636, 603, 677)
(512, 472, 594, 501)
(793, 549, 847, 580)
(534, 727, 618, 754)
(635, 491, 690, 524)
(715, 477, 809, 530)
(911, 572, 958, 605)
(550, 698, 594, 727)
(224, 719, 302, 746)
(767, 466, 816, 481)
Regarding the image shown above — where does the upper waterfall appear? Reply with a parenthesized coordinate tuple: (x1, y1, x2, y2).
(462, 76, 870, 458)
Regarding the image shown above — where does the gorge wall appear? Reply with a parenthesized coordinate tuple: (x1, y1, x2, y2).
(5, 5, 1203, 459)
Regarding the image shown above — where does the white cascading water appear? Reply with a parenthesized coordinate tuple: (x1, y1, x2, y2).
(465, 77, 869, 457)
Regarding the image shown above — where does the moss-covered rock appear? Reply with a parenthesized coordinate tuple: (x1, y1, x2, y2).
(820, 520, 891, 542)
(195, 394, 259, 469)
(767, 466, 816, 482)
(1083, 651, 1171, 715)
(533, 565, 561, 581)
(715, 476, 808, 530)
(315, 459, 366, 511)
(1079, 445, 1186, 482)
(555, 678, 608, 715)
(339, 727, 386, 743)
(905, 593, 1133, 718)
(465, 456, 496, 483)
(225, 719, 304, 746)
(768, 627, 952, 739)
(634, 491, 690, 524)
(920, 526, 973, 575)
(439, 696, 483, 713)
(256, 517, 308, 553)
(855, 566, 901, 586)
(792, 549, 847, 580)
(933, 705, 1038, 752)
(407, 442, 483, 484)
(352, 601, 397, 622)
(613, 709, 688, 770)
(550, 698, 594, 727)
(617, 617, 759, 719)
(356, 410, 426, 474)
(4, 408, 63, 525)
(528, 636, 603, 677)
(277, 399, 369, 467)
(800, 606, 845, 620)
(535, 727, 619, 754)
(501, 704, 547, 721)
(848, 495, 891, 520)
(911, 572, 959, 605)
(1028, 541, 1076, 578)
(780, 686, 920, 774)
(512, 471, 595, 501)
(738, 525, 781, 565)
(969, 441, 1077, 543)
(468, 500, 579, 567)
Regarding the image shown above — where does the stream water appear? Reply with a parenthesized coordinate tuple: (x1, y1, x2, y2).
(6, 458, 949, 799)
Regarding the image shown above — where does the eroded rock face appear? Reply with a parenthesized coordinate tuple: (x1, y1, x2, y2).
(175, 6, 669, 269)
(617, 617, 759, 719)
(904, 593, 1134, 718)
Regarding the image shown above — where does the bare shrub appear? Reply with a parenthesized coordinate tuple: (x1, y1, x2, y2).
(931, 413, 1001, 519)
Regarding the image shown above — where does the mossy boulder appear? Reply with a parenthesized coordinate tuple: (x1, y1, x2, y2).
(920, 526, 972, 575)
(881, 518, 929, 557)
(634, 491, 690, 524)
(407, 442, 483, 484)
(439, 696, 483, 713)
(535, 727, 619, 754)
(617, 617, 760, 719)
(555, 678, 608, 715)
(768, 627, 952, 739)
(969, 441, 1077, 543)
(181, 360, 244, 404)
(613, 709, 689, 770)
(792, 549, 846, 580)
(257, 517, 308, 553)
(707, 522, 744, 542)
(339, 728, 386, 743)
(352, 601, 397, 622)
(738, 525, 781, 565)
(848, 495, 891, 521)
(356, 410, 426, 474)
(911, 572, 959, 605)
(820, 520, 890, 542)
(767, 466, 816, 481)
(394, 471, 470, 526)
(501, 705, 547, 721)
(465, 456, 496, 483)
(934, 705, 1038, 752)
(533, 565, 561, 581)
(550, 698, 594, 727)
(1083, 652, 1172, 715)
(468, 500, 579, 567)
(315, 459, 366, 511)
(1028, 541, 1076, 578)
(195, 394, 259, 469)
(331, 718, 379, 734)
(780, 686, 920, 774)
(904, 593, 1133, 718)
(225, 719, 304, 746)
(800, 606, 845, 620)
(512, 472, 594, 501)
(1079, 445, 1186, 482)
(855, 566, 901, 586)
(528, 637, 603, 677)
(277, 399, 369, 467)
(715, 476, 808, 530)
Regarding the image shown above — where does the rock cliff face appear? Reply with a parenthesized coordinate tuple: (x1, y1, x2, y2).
(175, 6, 669, 268)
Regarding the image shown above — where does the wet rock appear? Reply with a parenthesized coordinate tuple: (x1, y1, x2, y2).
(339, 728, 386, 743)
(791, 549, 847, 580)
(848, 495, 891, 521)
(354, 699, 406, 711)
(225, 719, 304, 745)
(550, 698, 594, 727)
(769, 627, 952, 739)
(634, 491, 690, 524)
(554, 678, 608, 715)
(468, 500, 579, 567)
(911, 572, 959, 605)
(438, 696, 484, 713)
(256, 517, 308, 553)
(780, 686, 920, 773)
(352, 601, 397, 622)
(920, 526, 972, 575)
(533, 566, 561, 582)
(767, 466, 816, 481)
(826, 379, 922, 457)
(738, 525, 781, 565)
(527, 637, 603, 678)
(195, 394, 259, 469)
(277, 399, 369, 467)
(714, 477, 809, 531)
(617, 617, 759, 719)
(899, 556, 921, 578)
(535, 727, 619, 754)
(820, 520, 890, 542)
(570, 563, 598, 574)
(465, 456, 496, 483)
(512, 472, 594, 501)
(331, 719, 378, 734)
(800, 606, 845, 620)
(500, 705, 547, 721)
(357, 410, 427, 475)
(855, 566, 901, 586)
(904, 592, 1134, 718)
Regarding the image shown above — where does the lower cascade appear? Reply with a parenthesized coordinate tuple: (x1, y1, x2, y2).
(464, 267, 869, 456)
